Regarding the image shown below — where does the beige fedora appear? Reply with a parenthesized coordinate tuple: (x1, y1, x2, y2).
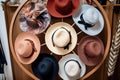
(45, 22, 77, 55)
(59, 54, 86, 80)
(14, 32, 41, 64)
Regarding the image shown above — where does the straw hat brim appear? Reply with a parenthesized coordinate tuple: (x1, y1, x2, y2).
(47, 0, 80, 18)
(58, 54, 86, 80)
(32, 53, 59, 80)
(14, 32, 41, 64)
(77, 36, 104, 66)
(45, 22, 77, 55)
(72, 4, 104, 36)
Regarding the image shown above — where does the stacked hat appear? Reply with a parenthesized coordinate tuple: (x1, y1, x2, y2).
(32, 53, 59, 80)
(77, 36, 104, 66)
(14, 32, 41, 64)
(19, 2, 51, 34)
(47, 0, 80, 18)
(45, 22, 77, 55)
(72, 4, 104, 36)
(59, 53, 86, 80)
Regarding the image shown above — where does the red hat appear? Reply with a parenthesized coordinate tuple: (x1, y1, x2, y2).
(47, 0, 80, 18)
(77, 36, 104, 66)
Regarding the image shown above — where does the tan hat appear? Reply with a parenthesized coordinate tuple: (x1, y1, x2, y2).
(77, 36, 104, 66)
(14, 32, 41, 64)
(45, 22, 77, 55)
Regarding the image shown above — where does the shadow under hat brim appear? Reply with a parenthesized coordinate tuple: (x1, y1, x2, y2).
(47, 0, 80, 18)
(77, 36, 104, 66)
(45, 22, 77, 55)
(72, 4, 104, 36)
(58, 54, 86, 80)
(14, 32, 41, 64)
(32, 53, 59, 80)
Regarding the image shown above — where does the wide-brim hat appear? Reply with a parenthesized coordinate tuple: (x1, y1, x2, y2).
(72, 4, 104, 36)
(77, 36, 104, 66)
(32, 53, 59, 80)
(47, 0, 80, 18)
(14, 32, 41, 64)
(59, 53, 86, 80)
(45, 22, 77, 55)
(19, 2, 51, 34)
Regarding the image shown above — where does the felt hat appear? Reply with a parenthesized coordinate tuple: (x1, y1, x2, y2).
(77, 36, 104, 66)
(45, 22, 77, 55)
(19, 2, 51, 34)
(14, 32, 41, 64)
(72, 4, 104, 36)
(32, 53, 59, 80)
(47, 0, 80, 18)
(59, 54, 86, 80)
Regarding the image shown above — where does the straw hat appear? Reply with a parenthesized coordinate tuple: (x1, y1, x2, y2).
(77, 36, 104, 66)
(32, 53, 59, 80)
(72, 4, 104, 36)
(45, 22, 77, 55)
(47, 0, 80, 18)
(14, 32, 41, 64)
(59, 54, 86, 80)
(19, 2, 51, 34)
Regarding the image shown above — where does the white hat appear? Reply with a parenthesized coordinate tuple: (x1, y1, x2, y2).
(59, 54, 86, 80)
(45, 22, 77, 55)
(72, 4, 104, 36)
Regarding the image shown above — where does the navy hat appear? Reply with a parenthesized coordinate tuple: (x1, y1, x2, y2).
(32, 53, 59, 80)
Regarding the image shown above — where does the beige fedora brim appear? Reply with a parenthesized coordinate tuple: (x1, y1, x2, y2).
(72, 4, 104, 36)
(45, 22, 77, 55)
(14, 32, 41, 64)
(58, 54, 86, 80)
(77, 36, 104, 66)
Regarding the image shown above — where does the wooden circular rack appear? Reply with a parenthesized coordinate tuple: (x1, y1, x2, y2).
(9, 0, 111, 80)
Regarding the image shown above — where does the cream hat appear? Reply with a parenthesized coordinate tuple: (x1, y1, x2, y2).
(45, 22, 77, 55)
(72, 4, 104, 36)
(59, 54, 86, 80)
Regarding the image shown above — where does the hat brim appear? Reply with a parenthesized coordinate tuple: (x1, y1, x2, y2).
(77, 36, 104, 66)
(45, 22, 77, 55)
(58, 54, 86, 80)
(32, 53, 59, 80)
(14, 32, 41, 64)
(72, 4, 104, 36)
(19, 3, 51, 34)
(47, 0, 80, 18)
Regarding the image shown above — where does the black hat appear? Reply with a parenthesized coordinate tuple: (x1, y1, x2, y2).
(32, 53, 59, 80)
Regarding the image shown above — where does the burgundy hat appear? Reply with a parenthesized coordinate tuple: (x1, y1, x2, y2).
(47, 0, 80, 18)
(77, 36, 104, 66)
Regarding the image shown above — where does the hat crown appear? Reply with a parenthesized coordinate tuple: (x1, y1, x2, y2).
(53, 28, 70, 48)
(85, 41, 102, 58)
(16, 40, 33, 58)
(83, 7, 99, 25)
(64, 60, 81, 78)
(38, 59, 53, 76)
(55, 0, 74, 15)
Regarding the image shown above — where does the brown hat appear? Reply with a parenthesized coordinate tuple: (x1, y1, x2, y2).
(77, 36, 104, 66)
(47, 0, 80, 18)
(14, 32, 41, 64)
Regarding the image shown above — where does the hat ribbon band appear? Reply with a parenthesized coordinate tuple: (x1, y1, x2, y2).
(78, 14, 94, 30)
(24, 39, 37, 58)
(64, 59, 81, 69)
(52, 27, 71, 50)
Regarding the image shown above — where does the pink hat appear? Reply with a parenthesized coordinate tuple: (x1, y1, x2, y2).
(14, 32, 41, 64)
(77, 36, 104, 66)
(47, 0, 80, 18)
